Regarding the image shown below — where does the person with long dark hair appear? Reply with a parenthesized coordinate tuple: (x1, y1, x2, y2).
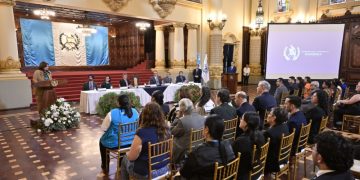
(195, 86, 214, 115)
(32, 61, 52, 113)
(99, 94, 139, 173)
(151, 90, 169, 116)
(305, 90, 328, 144)
(232, 112, 265, 180)
(264, 107, 289, 174)
(180, 115, 235, 179)
(120, 102, 170, 179)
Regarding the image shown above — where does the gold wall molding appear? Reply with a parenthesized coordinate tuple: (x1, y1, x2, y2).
(0, 0, 15, 6)
(102, 0, 129, 12)
(155, 59, 165, 67)
(171, 59, 184, 68)
(150, 0, 177, 18)
(0, 57, 21, 71)
(209, 65, 222, 78)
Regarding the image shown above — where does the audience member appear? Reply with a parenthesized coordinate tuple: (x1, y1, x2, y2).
(232, 112, 265, 180)
(305, 90, 328, 144)
(333, 81, 360, 128)
(176, 71, 186, 83)
(151, 90, 169, 116)
(302, 81, 320, 112)
(288, 76, 299, 95)
(210, 88, 237, 121)
(171, 98, 205, 164)
(149, 70, 161, 85)
(101, 76, 112, 89)
(252, 80, 277, 130)
(234, 91, 255, 137)
(304, 76, 312, 99)
(274, 78, 289, 106)
(119, 73, 131, 87)
(162, 72, 172, 84)
(195, 86, 215, 116)
(296, 76, 305, 98)
(83, 75, 97, 91)
(311, 131, 354, 180)
(264, 107, 289, 174)
(99, 94, 139, 173)
(227, 61, 237, 74)
(120, 102, 170, 179)
(340, 78, 348, 99)
(284, 95, 307, 155)
(322, 80, 332, 98)
(330, 79, 342, 104)
(242, 64, 250, 85)
(180, 115, 235, 179)
(192, 64, 202, 83)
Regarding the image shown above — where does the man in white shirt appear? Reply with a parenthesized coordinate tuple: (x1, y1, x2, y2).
(243, 64, 250, 85)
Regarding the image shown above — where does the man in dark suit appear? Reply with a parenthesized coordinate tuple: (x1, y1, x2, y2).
(227, 61, 237, 74)
(162, 72, 172, 84)
(176, 71, 186, 83)
(234, 91, 255, 137)
(149, 70, 161, 85)
(312, 131, 354, 180)
(210, 88, 237, 121)
(192, 64, 202, 83)
(83, 75, 97, 91)
(288, 76, 299, 95)
(119, 73, 131, 87)
(284, 95, 307, 155)
(252, 80, 277, 130)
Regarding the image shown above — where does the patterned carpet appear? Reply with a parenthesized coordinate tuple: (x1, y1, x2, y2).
(0, 85, 317, 180)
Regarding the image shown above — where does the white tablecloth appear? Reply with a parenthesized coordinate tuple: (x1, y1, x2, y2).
(79, 88, 151, 114)
(163, 83, 201, 102)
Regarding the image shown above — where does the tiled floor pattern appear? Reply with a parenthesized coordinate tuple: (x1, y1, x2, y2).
(0, 85, 317, 180)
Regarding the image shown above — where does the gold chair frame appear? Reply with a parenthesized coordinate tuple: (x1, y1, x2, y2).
(272, 131, 295, 180)
(280, 92, 289, 105)
(342, 115, 360, 134)
(189, 128, 204, 153)
(106, 121, 139, 175)
(147, 137, 173, 180)
(248, 138, 270, 180)
(293, 121, 312, 179)
(213, 152, 241, 180)
(223, 118, 238, 142)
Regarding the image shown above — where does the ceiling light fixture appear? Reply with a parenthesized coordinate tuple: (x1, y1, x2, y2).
(33, 8, 56, 20)
(136, 22, 151, 31)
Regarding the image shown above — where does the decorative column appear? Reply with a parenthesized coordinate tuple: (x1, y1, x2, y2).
(186, 23, 198, 69)
(154, 25, 165, 69)
(208, 0, 226, 89)
(0, 0, 22, 77)
(172, 22, 185, 69)
(168, 26, 175, 68)
(0, 0, 32, 110)
(249, 32, 262, 83)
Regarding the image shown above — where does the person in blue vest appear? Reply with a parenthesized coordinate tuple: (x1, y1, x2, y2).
(99, 94, 139, 173)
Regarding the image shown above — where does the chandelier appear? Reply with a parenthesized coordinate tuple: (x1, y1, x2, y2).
(33, 8, 56, 20)
(255, 0, 264, 27)
(135, 22, 151, 31)
(76, 24, 97, 36)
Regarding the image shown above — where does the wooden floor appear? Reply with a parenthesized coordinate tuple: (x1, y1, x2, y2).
(0, 85, 317, 180)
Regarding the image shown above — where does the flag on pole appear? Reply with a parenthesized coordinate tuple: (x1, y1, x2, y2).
(202, 54, 209, 83)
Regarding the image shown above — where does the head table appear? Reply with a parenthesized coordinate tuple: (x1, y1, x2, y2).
(79, 83, 201, 114)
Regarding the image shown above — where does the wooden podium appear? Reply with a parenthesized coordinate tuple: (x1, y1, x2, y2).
(221, 73, 238, 94)
(33, 79, 68, 113)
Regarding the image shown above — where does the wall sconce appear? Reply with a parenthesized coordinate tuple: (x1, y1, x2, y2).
(255, 0, 264, 27)
(207, 13, 227, 30)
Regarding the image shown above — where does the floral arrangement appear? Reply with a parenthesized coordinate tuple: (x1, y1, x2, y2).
(39, 98, 80, 132)
(174, 85, 201, 103)
(96, 92, 141, 117)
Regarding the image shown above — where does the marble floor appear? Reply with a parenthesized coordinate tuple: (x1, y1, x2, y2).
(0, 85, 317, 180)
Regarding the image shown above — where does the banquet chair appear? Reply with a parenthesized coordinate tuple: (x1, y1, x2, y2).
(147, 137, 174, 180)
(280, 92, 289, 106)
(293, 121, 312, 179)
(293, 89, 299, 97)
(189, 128, 204, 153)
(213, 152, 241, 180)
(106, 121, 139, 175)
(248, 138, 270, 180)
(342, 115, 360, 134)
(319, 116, 328, 132)
(223, 118, 238, 142)
(272, 131, 295, 180)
